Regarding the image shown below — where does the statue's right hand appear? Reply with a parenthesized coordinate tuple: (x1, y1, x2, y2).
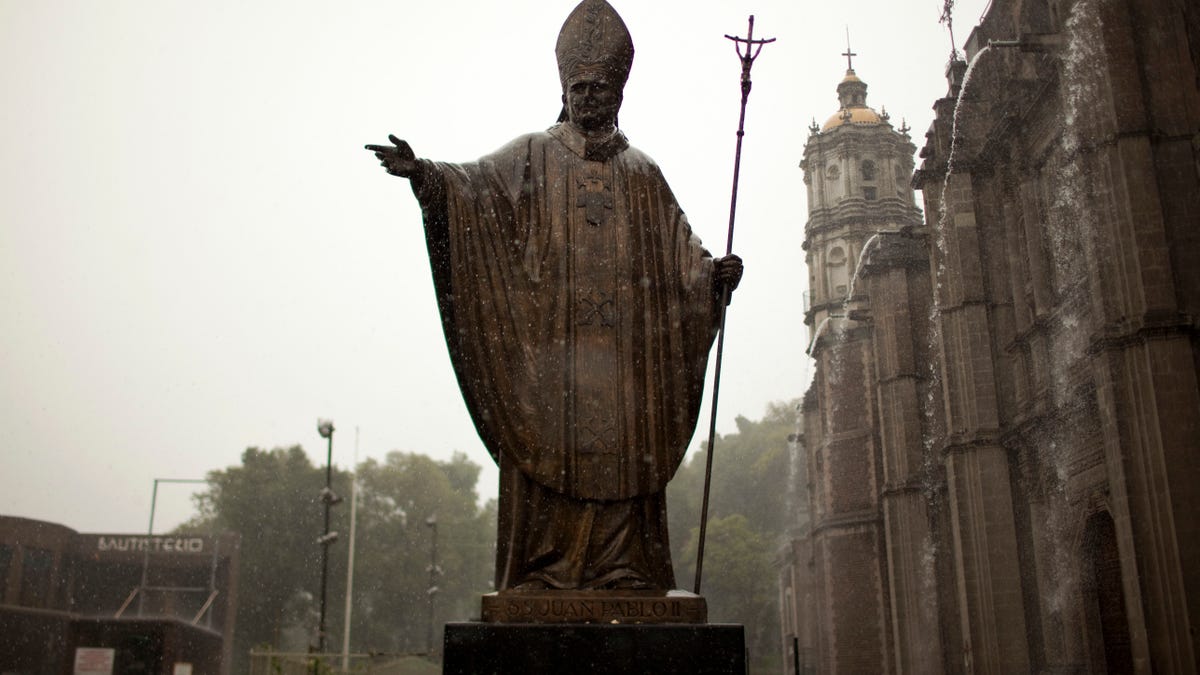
(364, 134, 419, 178)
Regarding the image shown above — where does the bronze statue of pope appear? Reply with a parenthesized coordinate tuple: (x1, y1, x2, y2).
(366, 0, 742, 592)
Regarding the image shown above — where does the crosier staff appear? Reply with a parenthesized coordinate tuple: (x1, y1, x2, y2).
(694, 15, 775, 596)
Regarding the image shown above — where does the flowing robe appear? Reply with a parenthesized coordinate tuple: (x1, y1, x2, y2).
(413, 123, 719, 589)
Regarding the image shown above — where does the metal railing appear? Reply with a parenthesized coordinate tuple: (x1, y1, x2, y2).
(248, 650, 437, 675)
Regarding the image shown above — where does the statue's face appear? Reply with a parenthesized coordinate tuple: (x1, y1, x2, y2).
(563, 73, 622, 131)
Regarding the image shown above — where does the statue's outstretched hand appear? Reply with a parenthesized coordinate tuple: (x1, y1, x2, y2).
(365, 134, 419, 179)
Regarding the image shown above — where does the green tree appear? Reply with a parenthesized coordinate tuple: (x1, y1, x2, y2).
(667, 400, 798, 674)
(186, 447, 495, 668)
(680, 514, 779, 672)
(186, 446, 352, 673)
(348, 451, 494, 654)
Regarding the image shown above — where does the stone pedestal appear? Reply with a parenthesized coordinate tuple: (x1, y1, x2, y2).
(443, 622, 746, 674)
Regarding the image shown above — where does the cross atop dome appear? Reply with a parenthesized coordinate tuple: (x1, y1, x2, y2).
(842, 28, 857, 72)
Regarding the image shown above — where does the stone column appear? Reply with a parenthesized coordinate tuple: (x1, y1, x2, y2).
(869, 238, 944, 675)
(809, 334, 893, 674)
(1082, 0, 1200, 669)
(933, 171, 1031, 674)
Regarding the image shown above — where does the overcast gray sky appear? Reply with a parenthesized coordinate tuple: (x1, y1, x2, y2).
(1, 0, 989, 534)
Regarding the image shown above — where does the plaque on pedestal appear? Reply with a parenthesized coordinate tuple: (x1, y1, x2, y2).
(481, 589, 706, 624)
(443, 622, 746, 674)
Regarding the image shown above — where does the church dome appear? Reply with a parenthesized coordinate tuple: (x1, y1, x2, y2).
(821, 69, 887, 131)
(822, 107, 884, 130)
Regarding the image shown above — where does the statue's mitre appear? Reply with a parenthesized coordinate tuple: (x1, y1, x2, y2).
(555, 0, 634, 88)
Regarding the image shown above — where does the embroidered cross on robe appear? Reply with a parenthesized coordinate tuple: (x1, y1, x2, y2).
(577, 176, 613, 226)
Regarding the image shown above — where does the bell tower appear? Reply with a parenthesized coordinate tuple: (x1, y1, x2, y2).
(797, 52, 927, 674)
(800, 58, 922, 328)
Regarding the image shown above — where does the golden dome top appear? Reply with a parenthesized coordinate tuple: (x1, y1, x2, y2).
(822, 106, 884, 131)
(820, 68, 886, 131)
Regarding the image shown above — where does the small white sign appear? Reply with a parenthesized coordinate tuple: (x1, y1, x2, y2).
(173, 664, 194, 675)
(74, 647, 115, 675)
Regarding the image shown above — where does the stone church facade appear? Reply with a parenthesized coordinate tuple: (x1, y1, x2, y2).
(780, 0, 1200, 672)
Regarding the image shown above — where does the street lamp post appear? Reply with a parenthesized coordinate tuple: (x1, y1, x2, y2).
(316, 419, 341, 655)
(425, 514, 440, 655)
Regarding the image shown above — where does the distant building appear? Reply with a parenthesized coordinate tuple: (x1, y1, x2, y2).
(782, 0, 1200, 671)
(0, 515, 238, 675)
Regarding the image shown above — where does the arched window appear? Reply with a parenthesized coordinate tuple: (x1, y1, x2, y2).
(861, 160, 876, 181)
(827, 246, 847, 266)
(827, 246, 849, 298)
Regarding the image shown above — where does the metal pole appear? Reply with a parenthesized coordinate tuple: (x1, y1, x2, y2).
(206, 538, 220, 628)
(318, 425, 334, 654)
(693, 15, 774, 596)
(137, 477, 207, 616)
(341, 427, 359, 672)
(137, 479, 160, 616)
(426, 515, 439, 655)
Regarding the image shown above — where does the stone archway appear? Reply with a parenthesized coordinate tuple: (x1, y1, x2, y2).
(1081, 510, 1133, 673)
